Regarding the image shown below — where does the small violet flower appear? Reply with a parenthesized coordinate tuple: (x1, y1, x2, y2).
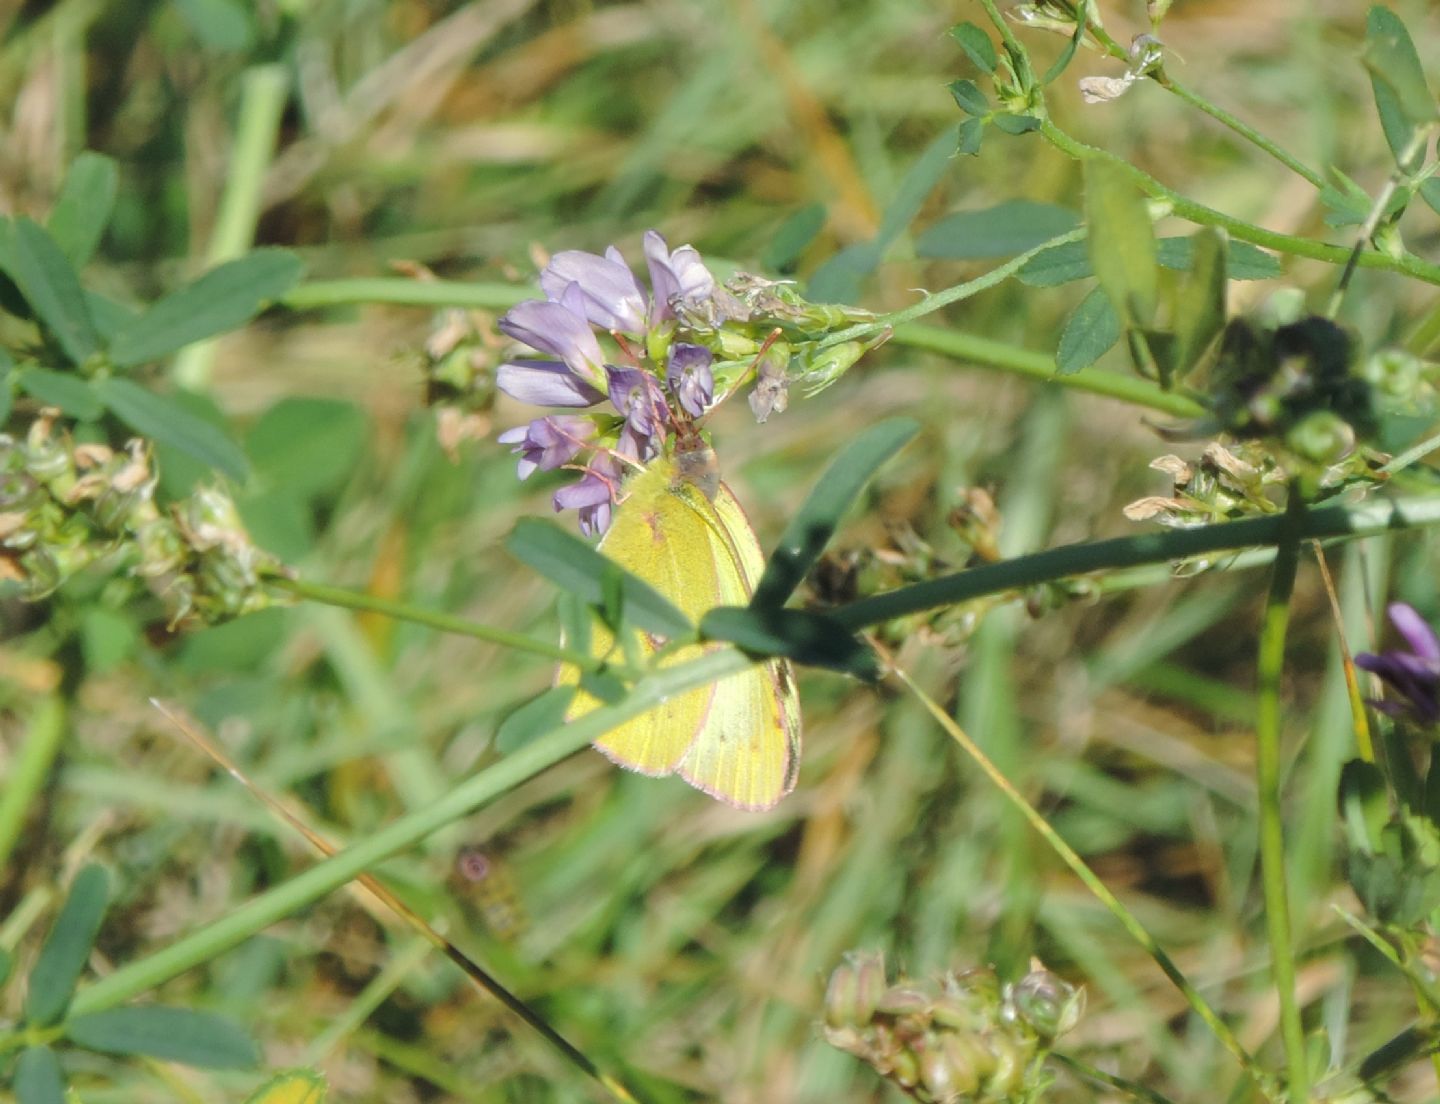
(497, 415, 594, 480)
(645, 230, 715, 324)
(1355, 602, 1440, 725)
(666, 343, 714, 418)
(553, 453, 622, 538)
(497, 292, 607, 391)
(540, 247, 649, 334)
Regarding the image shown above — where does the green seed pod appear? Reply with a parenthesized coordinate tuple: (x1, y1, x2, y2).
(1012, 967, 1086, 1040)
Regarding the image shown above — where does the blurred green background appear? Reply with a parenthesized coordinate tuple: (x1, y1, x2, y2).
(3, 0, 1440, 1100)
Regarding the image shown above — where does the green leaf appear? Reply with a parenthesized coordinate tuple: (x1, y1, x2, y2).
(950, 22, 997, 72)
(1016, 240, 1094, 286)
(701, 606, 879, 680)
(957, 117, 984, 157)
(762, 203, 827, 273)
(245, 397, 368, 501)
(496, 687, 576, 755)
(84, 291, 140, 344)
(992, 114, 1041, 135)
(1084, 159, 1158, 326)
(1040, 16, 1085, 86)
(93, 376, 249, 479)
(16, 367, 103, 420)
(751, 417, 918, 610)
(948, 79, 989, 117)
(875, 127, 958, 250)
(1055, 286, 1120, 375)
(24, 864, 109, 1027)
(243, 1069, 329, 1104)
(1170, 227, 1228, 381)
(47, 153, 119, 268)
(506, 518, 693, 642)
(1340, 758, 1389, 856)
(1364, 6, 1437, 173)
(14, 1045, 66, 1104)
(0, 944, 11, 987)
(0, 218, 100, 364)
(80, 606, 140, 673)
(66, 1006, 260, 1069)
(805, 241, 879, 304)
(1019, 236, 1277, 285)
(916, 201, 1081, 260)
(108, 250, 303, 368)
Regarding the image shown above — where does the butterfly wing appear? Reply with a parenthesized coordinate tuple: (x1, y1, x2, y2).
(674, 479, 802, 811)
(560, 459, 719, 776)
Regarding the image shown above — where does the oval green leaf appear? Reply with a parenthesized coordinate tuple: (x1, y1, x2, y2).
(506, 518, 693, 642)
(917, 201, 1081, 260)
(47, 152, 119, 269)
(0, 219, 100, 365)
(25, 864, 109, 1027)
(93, 376, 249, 480)
(1056, 286, 1120, 375)
(66, 1005, 260, 1069)
(1084, 159, 1158, 327)
(108, 249, 303, 368)
(750, 417, 917, 610)
(16, 367, 104, 420)
(14, 1045, 66, 1104)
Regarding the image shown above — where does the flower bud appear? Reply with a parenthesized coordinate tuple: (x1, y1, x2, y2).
(824, 951, 886, 1029)
(1012, 966, 1086, 1039)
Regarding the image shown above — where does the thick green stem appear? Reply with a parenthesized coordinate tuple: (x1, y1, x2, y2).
(280, 278, 527, 312)
(831, 495, 1440, 631)
(1255, 492, 1307, 1101)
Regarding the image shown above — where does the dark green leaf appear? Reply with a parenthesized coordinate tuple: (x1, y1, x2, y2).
(751, 417, 917, 610)
(1340, 758, 1388, 856)
(84, 292, 140, 344)
(1020, 236, 1277, 285)
(0, 218, 100, 364)
(1170, 228, 1228, 380)
(1364, 6, 1437, 173)
(0, 371, 12, 425)
(875, 127, 959, 250)
(992, 113, 1041, 135)
(93, 377, 249, 480)
(762, 203, 827, 273)
(66, 1006, 260, 1069)
(47, 153, 118, 268)
(237, 488, 313, 561)
(702, 606, 879, 680)
(1421, 177, 1440, 218)
(1055, 286, 1120, 375)
(24, 864, 109, 1026)
(957, 117, 985, 156)
(16, 367, 103, 420)
(80, 606, 140, 673)
(496, 687, 576, 755)
(950, 22, 997, 72)
(1040, 17, 1085, 85)
(948, 79, 989, 117)
(108, 250, 303, 368)
(506, 518, 693, 642)
(1016, 240, 1093, 286)
(14, 1045, 65, 1104)
(916, 200, 1080, 260)
(1084, 160, 1158, 326)
(173, 0, 256, 51)
(245, 397, 368, 501)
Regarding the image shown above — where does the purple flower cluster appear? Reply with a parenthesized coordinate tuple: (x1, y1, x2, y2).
(496, 231, 717, 535)
(1356, 602, 1440, 726)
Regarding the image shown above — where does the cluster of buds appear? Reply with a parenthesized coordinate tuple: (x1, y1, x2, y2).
(822, 952, 1084, 1103)
(1123, 442, 1287, 528)
(493, 230, 887, 535)
(0, 409, 288, 626)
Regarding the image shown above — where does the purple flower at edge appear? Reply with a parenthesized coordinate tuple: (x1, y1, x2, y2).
(667, 343, 714, 417)
(644, 230, 716, 325)
(497, 294, 607, 390)
(554, 454, 622, 537)
(540, 248, 649, 334)
(607, 366, 670, 456)
(1355, 602, 1440, 725)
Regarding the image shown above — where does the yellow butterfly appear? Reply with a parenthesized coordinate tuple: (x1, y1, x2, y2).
(560, 444, 801, 810)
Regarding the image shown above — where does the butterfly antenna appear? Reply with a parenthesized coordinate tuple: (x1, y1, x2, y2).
(150, 699, 647, 1104)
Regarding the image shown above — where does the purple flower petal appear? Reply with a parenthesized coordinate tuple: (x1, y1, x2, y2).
(497, 359, 606, 407)
(644, 230, 716, 324)
(498, 415, 594, 479)
(1389, 602, 1440, 662)
(498, 299, 606, 388)
(666, 343, 714, 417)
(606, 366, 670, 439)
(540, 248, 649, 333)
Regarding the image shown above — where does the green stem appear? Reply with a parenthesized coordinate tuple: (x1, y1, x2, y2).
(271, 575, 598, 671)
(1156, 74, 1326, 191)
(173, 64, 289, 390)
(893, 665, 1280, 1101)
(1255, 490, 1307, 1102)
(0, 695, 66, 874)
(280, 278, 527, 312)
(893, 323, 1205, 418)
(831, 494, 1440, 631)
(1038, 120, 1440, 286)
(64, 647, 748, 1017)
